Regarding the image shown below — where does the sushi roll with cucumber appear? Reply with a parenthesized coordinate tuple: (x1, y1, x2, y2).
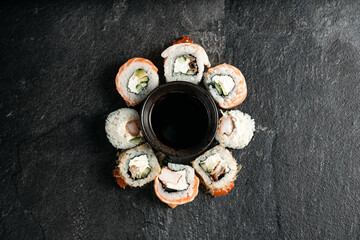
(204, 63, 247, 109)
(116, 58, 159, 106)
(113, 143, 161, 188)
(215, 110, 255, 149)
(161, 36, 210, 85)
(154, 163, 199, 208)
(105, 108, 145, 149)
(192, 145, 241, 197)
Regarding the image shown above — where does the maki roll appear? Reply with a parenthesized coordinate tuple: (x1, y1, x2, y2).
(113, 144, 161, 188)
(216, 110, 255, 149)
(154, 163, 199, 208)
(116, 58, 159, 106)
(192, 145, 241, 197)
(161, 36, 210, 85)
(105, 108, 145, 149)
(203, 63, 247, 109)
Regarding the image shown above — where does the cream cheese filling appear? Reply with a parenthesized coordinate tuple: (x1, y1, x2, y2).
(212, 75, 235, 96)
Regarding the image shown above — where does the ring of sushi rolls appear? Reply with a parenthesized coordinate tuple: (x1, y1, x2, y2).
(105, 108, 145, 149)
(192, 145, 241, 197)
(116, 58, 159, 106)
(154, 163, 199, 208)
(161, 37, 210, 85)
(113, 144, 161, 188)
(215, 110, 255, 149)
(204, 63, 247, 109)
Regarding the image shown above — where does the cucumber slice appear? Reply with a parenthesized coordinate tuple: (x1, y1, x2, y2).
(186, 70, 193, 75)
(177, 56, 186, 63)
(213, 82, 223, 95)
(199, 162, 207, 172)
(135, 69, 147, 79)
(129, 137, 145, 145)
(200, 161, 216, 173)
(139, 167, 151, 179)
(135, 82, 148, 92)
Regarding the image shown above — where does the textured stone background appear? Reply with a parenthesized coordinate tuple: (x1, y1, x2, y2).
(1, 0, 359, 239)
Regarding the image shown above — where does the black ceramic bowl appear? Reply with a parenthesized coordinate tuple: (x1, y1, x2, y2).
(141, 82, 218, 159)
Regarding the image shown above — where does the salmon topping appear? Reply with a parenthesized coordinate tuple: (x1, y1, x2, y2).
(154, 174, 200, 207)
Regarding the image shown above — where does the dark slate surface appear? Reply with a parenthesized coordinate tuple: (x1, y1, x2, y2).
(1, 0, 359, 239)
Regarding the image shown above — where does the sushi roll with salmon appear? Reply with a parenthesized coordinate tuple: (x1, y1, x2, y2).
(113, 144, 161, 188)
(161, 36, 210, 85)
(192, 145, 241, 197)
(116, 58, 159, 106)
(203, 64, 247, 109)
(154, 163, 199, 208)
(216, 110, 255, 149)
(105, 108, 145, 149)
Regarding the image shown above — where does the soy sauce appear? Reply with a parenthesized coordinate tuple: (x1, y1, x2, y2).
(151, 92, 208, 149)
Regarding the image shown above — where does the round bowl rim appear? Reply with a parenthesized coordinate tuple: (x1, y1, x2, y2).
(140, 81, 218, 159)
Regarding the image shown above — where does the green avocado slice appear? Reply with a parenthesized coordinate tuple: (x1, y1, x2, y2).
(129, 137, 145, 145)
(138, 167, 151, 179)
(135, 69, 147, 79)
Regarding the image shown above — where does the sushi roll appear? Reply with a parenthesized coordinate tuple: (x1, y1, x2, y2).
(105, 108, 145, 149)
(161, 36, 210, 85)
(154, 163, 199, 208)
(115, 58, 159, 106)
(113, 143, 161, 188)
(215, 110, 255, 149)
(192, 145, 241, 197)
(203, 63, 247, 109)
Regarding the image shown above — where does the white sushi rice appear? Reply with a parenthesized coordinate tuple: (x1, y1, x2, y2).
(203, 64, 245, 107)
(105, 108, 143, 149)
(156, 163, 196, 201)
(117, 144, 161, 187)
(161, 43, 210, 84)
(192, 145, 239, 193)
(215, 110, 255, 149)
(116, 61, 159, 106)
